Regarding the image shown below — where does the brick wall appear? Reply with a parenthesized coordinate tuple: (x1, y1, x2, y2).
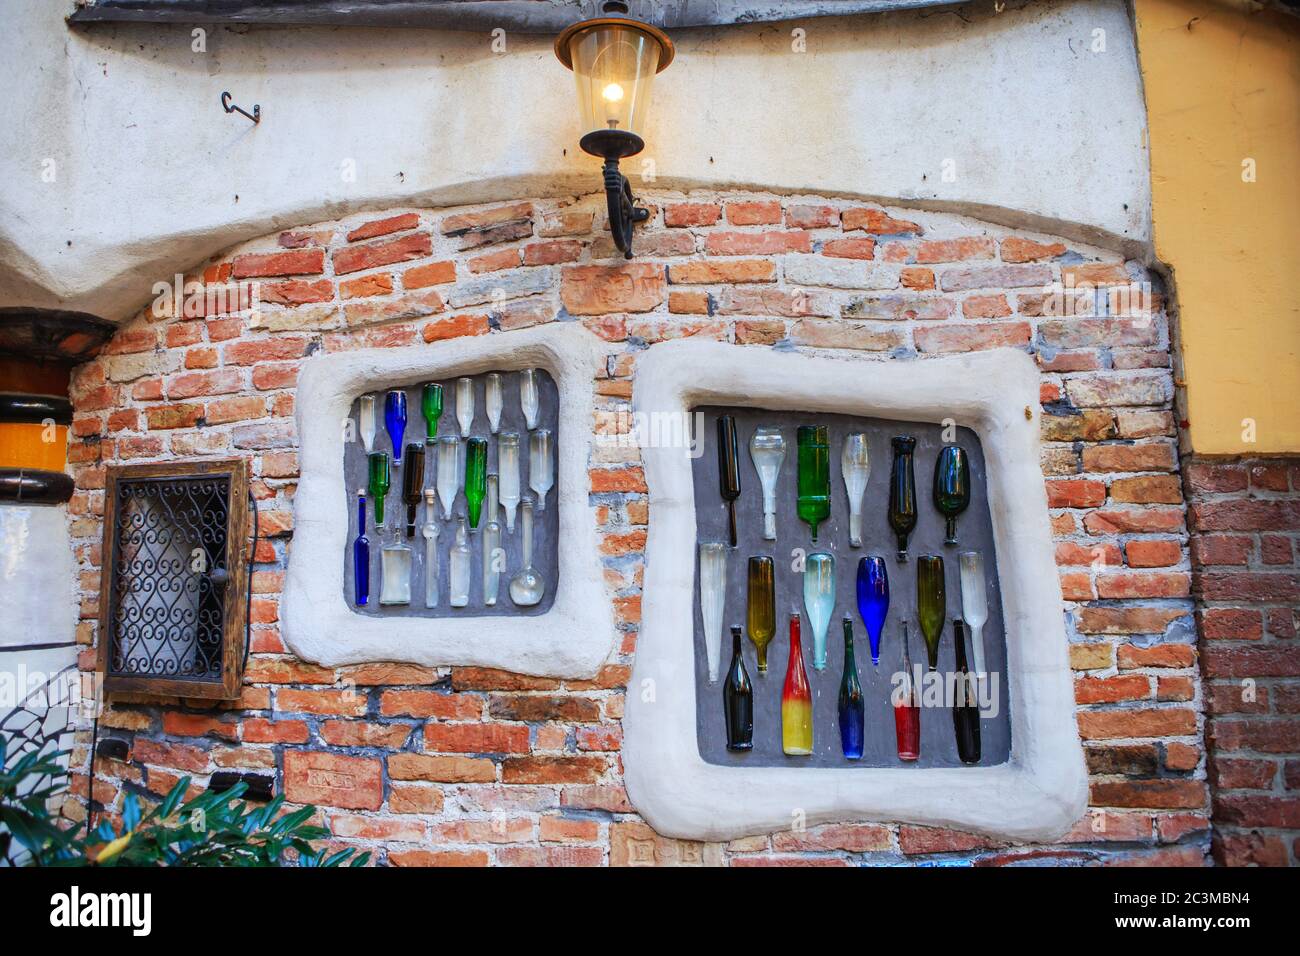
(1186, 457, 1300, 866)
(62, 191, 1217, 865)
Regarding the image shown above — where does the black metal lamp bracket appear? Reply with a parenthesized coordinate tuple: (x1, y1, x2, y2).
(602, 156, 650, 259)
(221, 91, 261, 124)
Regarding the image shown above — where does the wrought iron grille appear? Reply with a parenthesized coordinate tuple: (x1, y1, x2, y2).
(106, 475, 231, 682)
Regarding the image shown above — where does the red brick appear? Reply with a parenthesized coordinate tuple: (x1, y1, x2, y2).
(333, 232, 433, 275)
(501, 755, 607, 784)
(277, 688, 367, 717)
(771, 824, 892, 852)
(523, 240, 582, 266)
(667, 260, 775, 284)
(339, 273, 394, 299)
(898, 826, 993, 855)
(450, 668, 561, 692)
(725, 201, 782, 225)
(842, 208, 923, 235)
(1075, 675, 1150, 704)
(1077, 708, 1197, 739)
(402, 261, 457, 288)
(705, 231, 811, 256)
(1110, 475, 1183, 505)
(283, 751, 382, 810)
(424, 723, 529, 754)
(167, 369, 241, 399)
(821, 237, 876, 260)
(161, 713, 237, 740)
(259, 278, 334, 305)
(561, 263, 665, 315)
(1118, 643, 1196, 669)
(540, 816, 601, 843)
(1047, 479, 1106, 509)
(1198, 608, 1263, 640)
(232, 249, 325, 279)
(1081, 443, 1176, 473)
(422, 313, 489, 343)
(664, 203, 721, 227)
(914, 322, 1031, 353)
(1001, 237, 1066, 262)
(347, 212, 420, 242)
(1125, 539, 1182, 568)
(390, 849, 489, 867)
(224, 337, 310, 366)
(131, 738, 209, 773)
(785, 204, 839, 229)
(1090, 780, 1206, 810)
(320, 720, 413, 749)
(389, 784, 445, 814)
(1096, 572, 1189, 599)
(962, 294, 1012, 318)
(388, 753, 496, 783)
(241, 718, 309, 744)
(915, 237, 995, 263)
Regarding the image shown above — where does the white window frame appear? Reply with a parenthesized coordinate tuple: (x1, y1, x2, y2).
(281, 323, 616, 678)
(624, 340, 1086, 842)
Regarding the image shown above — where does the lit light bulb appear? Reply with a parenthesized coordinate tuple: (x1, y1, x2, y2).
(602, 82, 624, 102)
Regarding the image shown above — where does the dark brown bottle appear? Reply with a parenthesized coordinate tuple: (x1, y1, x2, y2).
(403, 441, 426, 537)
(952, 618, 981, 765)
(888, 436, 917, 561)
(723, 626, 753, 751)
(717, 415, 741, 548)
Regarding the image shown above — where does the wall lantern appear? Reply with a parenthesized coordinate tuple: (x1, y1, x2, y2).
(555, 11, 674, 259)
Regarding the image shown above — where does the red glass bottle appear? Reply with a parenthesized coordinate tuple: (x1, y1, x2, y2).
(781, 613, 813, 755)
(894, 619, 921, 761)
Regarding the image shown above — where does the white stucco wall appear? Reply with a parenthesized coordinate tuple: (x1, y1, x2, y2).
(1, 0, 1149, 322)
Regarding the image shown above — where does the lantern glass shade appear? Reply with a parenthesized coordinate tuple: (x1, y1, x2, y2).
(557, 19, 672, 148)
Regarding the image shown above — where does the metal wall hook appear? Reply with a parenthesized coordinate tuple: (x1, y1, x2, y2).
(220, 91, 261, 124)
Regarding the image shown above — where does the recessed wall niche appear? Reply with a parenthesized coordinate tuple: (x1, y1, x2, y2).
(341, 369, 559, 618)
(690, 406, 1011, 769)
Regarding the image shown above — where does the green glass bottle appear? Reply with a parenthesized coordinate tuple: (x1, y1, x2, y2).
(367, 451, 391, 527)
(746, 556, 776, 673)
(933, 444, 971, 546)
(465, 436, 488, 530)
(421, 383, 443, 440)
(889, 435, 918, 561)
(917, 554, 946, 670)
(796, 425, 831, 541)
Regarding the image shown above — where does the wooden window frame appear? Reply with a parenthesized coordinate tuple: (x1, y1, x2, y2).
(96, 458, 250, 699)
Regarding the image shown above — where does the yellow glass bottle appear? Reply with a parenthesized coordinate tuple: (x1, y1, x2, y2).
(746, 556, 776, 673)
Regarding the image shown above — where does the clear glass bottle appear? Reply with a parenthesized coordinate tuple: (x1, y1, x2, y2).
(842, 432, 871, 548)
(455, 376, 475, 437)
(748, 425, 785, 541)
(483, 517, 502, 607)
(449, 517, 471, 608)
(698, 542, 729, 683)
(422, 489, 439, 609)
(379, 537, 412, 606)
(803, 551, 835, 671)
(485, 372, 503, 435)
(486, 474, 500, 529)
(358, 394, 377, 453)
(435, 435, 459, 520)
(959, 550, 989, 680)
(508, 497, 545, 606)
(529, 428, 554, 512)
(499, 432, 521, 532)
(519, 367, 540, 430)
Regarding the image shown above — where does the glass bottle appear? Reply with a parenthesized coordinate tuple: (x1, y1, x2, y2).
(422, 489, 439, 609)
(379, 538, 412, 606)
(519, 367, 540, 430)
(384, 389, 408, 465)
(959, 551, 989, 680)
(448, 517, 471, 608)
(894, 619, 921, 761)
(746, 556, 775, 673)
(353, 488, 369, 607)
(803, 551, 835, 671)
(483, 516, 502, 607)
(485, 373, 503, 435)
(723, 626, 753, 752)
(856, 555, 889, 666)
(499, 432, 521, 532)
(455, 376, 475, 438)
(486, 474, 499, 529)
(698, 542, 729, 683)
(917, 554, 946, 671)
(465, 437, 488, 530)
(888, 435, 918, 561)
(933, 444, 971, 546)
(781, 613, 813, 756)
(838, 617, 865, 760)
(952, 619, 981, 765)
(367, 451, 390, 527)
(508, 497, 545, 606)
(421, 383, 443, 440)
(842, 432, 871, 548)
(529, 428, 554, 512)
(796, 425, 831, 542)
(435, 436, 459, 521)
(358, 394, 377, 453)
(402, 441, 426, 537)
(748, 425, 785, 541)
(717, 415, 741, 548)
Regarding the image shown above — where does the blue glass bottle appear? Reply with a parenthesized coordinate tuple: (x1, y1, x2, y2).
(838, 618, 865, 759)
(385, 389, 408, 464)
(353, 489, 370, 607)
(856, 555, 890, 666)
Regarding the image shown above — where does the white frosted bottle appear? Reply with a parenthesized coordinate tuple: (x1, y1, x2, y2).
(379, 540, 412, 606)
(483, 519, 502, 606)
(485, 373, 503, 434)
(358, 394, 377, 453)
(529, 428, 554, 512)
(842, 432, 871, 548)
(455, 376, 475, 438)
(422, 489, 439, 608)
(499, 432, 521, 532)
(698, 542, 728, 683)
(449, 517, 471, 608)
(435, 435, 459, 520)
(519, 368, 540, 430)
(959, 550, 989, 678)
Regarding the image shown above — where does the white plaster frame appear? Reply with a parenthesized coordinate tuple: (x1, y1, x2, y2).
(282, 323, 617, 678)
(625, 341, 1087, 842)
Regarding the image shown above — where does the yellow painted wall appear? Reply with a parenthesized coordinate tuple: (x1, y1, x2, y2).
(1135, 0, 1300, 455)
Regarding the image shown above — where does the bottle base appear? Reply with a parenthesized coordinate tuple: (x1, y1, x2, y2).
(897, 752, 919, 761)
(782, 747, 813, 757)
(726, 742, 754, 752)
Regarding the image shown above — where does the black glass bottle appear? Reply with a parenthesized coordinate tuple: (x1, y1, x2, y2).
(888, 436, 918, 561)
(933, 444, 971, 546)
(717, 415, 741, 548)
(723, 626, 754, 751)
(952, 618, 981, 765)
(402, 441, 426, 537)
